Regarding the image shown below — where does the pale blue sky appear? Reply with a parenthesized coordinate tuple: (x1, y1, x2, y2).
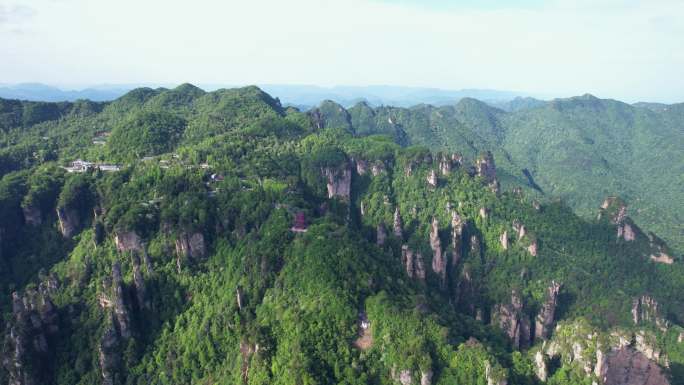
(1, 0, 683, 102)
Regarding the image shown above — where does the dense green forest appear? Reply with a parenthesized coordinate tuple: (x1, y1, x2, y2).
(311, 96, 684, 253)
(0, 85, 682, 385)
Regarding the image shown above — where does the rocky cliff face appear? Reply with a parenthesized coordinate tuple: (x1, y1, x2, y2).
(492, 290, 530, 349)
(2, 289, 59, 385)
(115, 231, 142, 253)
(537, 320, 671, 385)
(323, 165, 352, 200)
(632, 295, 670, 331)
(175, 232, 206, 260)
(604, 347, 670, 385)
(430, 218, 446, 284)
(402, 245, 426, 281)
(56, 206, 79, 238)
(111, 262, 131, 339)
(355, 159, 369, 175)
(98, 262, 138, 384)
(598, 197, 637, 242)
(22, 205, 42, 226)
(131, 254, 148, 310)
(99, 313, 121, 385)
(647, 233, 675, 264)
(535, 281, 561, 342)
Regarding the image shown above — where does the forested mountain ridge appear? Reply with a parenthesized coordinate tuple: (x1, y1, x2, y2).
(0, 84, 682, 385)
(312, 94, 684, 253)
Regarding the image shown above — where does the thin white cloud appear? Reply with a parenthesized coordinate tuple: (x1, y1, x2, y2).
(0, 3, 36, 25)
(0, 0, 682, 102)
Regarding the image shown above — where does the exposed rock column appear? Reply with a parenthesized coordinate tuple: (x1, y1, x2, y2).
(401, 245, 426, 281)
(323, 164, 352, 200)
(500, 231, 509, 250)
(492, 290, 530, 349)
(534, 351, 548, 382)
(111, 263, 131, 339)
(426, 169, 437, 188)
(430, 218, 446, 284)
(535, 281, 561, 341)
(99, 313, 120, 385)
(393, 208, 403, 239)
(131, 254, 148, 310)
(451, 212, 464, 267)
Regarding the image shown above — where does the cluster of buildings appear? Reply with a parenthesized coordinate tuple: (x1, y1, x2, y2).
(63, 159, 121, 173)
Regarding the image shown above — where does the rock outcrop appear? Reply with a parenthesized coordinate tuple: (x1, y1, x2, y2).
(492, 290, 530, 349)
(539, 320, 671, 385)
(451, 212, 464, 267)
(115, 231, 142, 253)
(391, 368, 413, 385)
(420, 370, 433, 385)
(22, 205, 42, 226)
(426, 169, 437, 187)
(647, 233, 675, 264)
(430, 218, 446, 284)
(57, 206, 79, 238)
(470, 235, 481, 259)
(175, 232, 206, 260)
(476, 151, 497, 183)
(500, 231, 509, 250)
(355, 159, 368, 175)
(527, 238, 538, 256)
(632, 295, 670, 331)
(99, 313, 121, 385)
(598, 197, 637, 242)
(604, 347, 670, 385)
(476, 151, 500, 193)
(634, 330, 669, 366)
(393, 208, 403, 239)
(111, 263, 131, 339)
(323, 164, 352, 200)
(131, 254, 148, 310)
(512, 220, 526, 240)
(439, 154, 451, 175)
(2, 289, 59, 385)
(402, 245, 426, 281)
(371, 161, 385, 176)
(535, 281, 561, 342)
(534, 351, 548, 381)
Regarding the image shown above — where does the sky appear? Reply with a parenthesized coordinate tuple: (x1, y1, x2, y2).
(1, 0, 683, 102)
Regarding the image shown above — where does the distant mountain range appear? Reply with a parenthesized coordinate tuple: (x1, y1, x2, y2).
(0, 83, 539, 108)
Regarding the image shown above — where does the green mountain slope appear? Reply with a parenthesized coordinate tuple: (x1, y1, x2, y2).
(0, 85, 682, 385)
(316, 94, 684, 253)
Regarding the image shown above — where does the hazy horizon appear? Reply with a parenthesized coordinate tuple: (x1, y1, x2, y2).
(3, 81, 682, 106)
(2, 0, 684, 103)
